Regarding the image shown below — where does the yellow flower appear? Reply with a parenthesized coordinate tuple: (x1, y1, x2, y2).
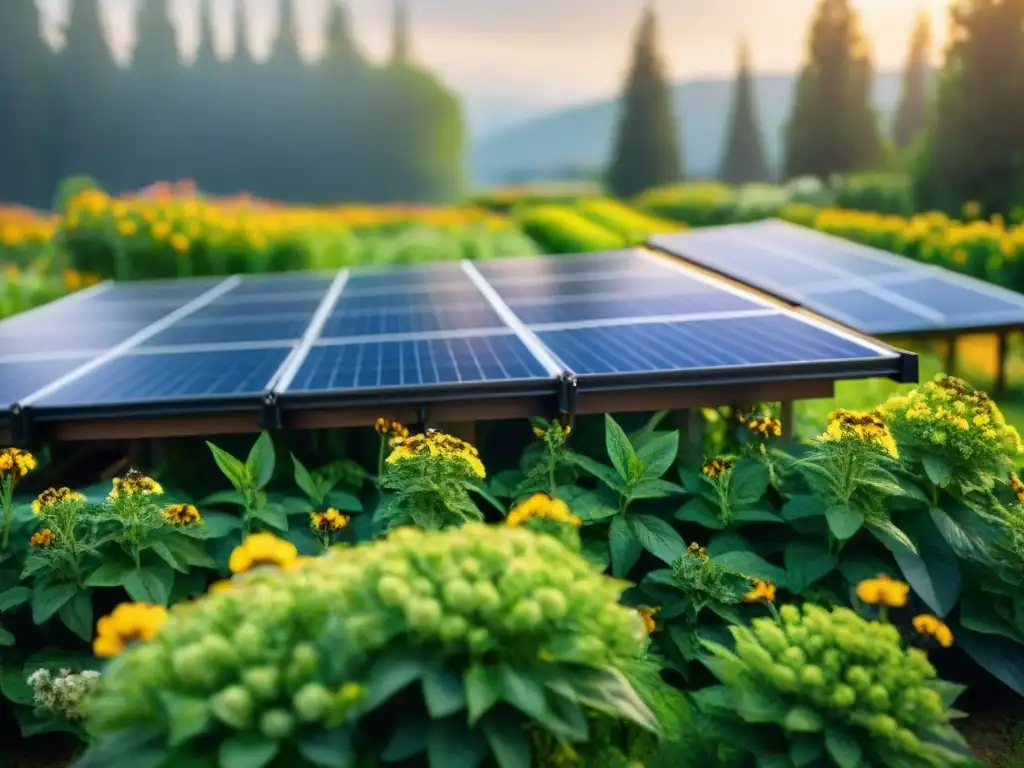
(912, 614, 954, 648)
(169, 233, 191, 253)
(30, 529, 56, 548)
(162, 503, 201, 526)
(821, 409, 899, 459)
(228, 532, 299, 574)
(32, 487, 85, 514)
(855, 574, 910, 607)
(208, 579, 234, 594)
(686, 542, 708, 561)
(506, 493, 582, 527)
(115, 219, 138, 236)
(386, 430, 485, 478)
(375, 417, 391, 435)
(0, 447, 36, 481)
(743, 579, 776, 603)
(93, 602, 168, 658)
(702, 458, 734, 478)
(109, 470, 163, 500)
(746, 416, 782, 439)
(638, 606, 659, 634)
(1011, 473, 1024, 504)
(311, 507, 350, 532)
(533, 426, 546, 439)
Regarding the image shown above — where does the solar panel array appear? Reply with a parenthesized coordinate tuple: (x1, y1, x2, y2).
(0, 248, 914, 436)
(649, 219, 1024, 336)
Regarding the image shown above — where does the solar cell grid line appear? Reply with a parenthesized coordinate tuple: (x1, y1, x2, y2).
(460, 260, 566, 377)
(262, 269, 351, 394)
(16, 275, 244, 409)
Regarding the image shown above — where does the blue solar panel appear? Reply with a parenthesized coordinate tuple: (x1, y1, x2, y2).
(344, 263, 467, 293)
(320, 303, 505, 338)
(537, 314, 888, 376)
(750, 221, 909, 278)
(0, 359, 90, 407)
(188, 296, 324, 320)
(89, 280, 224, 303)
(286, 335, 550, 392)
(794, 290, 935, 336)
(143, 318, 311, 346)
(511, 292, 764, 326)
(31, 348, 291, 407)
(493, 274, 706, 302)
(336, 286, 482, 310)
(225, 275, 335, 296)
(0, 322, 151, 356)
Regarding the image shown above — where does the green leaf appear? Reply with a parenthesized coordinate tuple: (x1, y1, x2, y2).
(219, 735, 278, 768)
(675, 497, 725, 530)
(789, 734, 825, 766)
(298, 729, 354, 768)
(629, 478, 686, 499)
(198, 490, 247, 508)
(382, 721, 427, 761)
(628, 410, 671, 450)
(868, 518, 917, 554)
(161, 694, 212, 747)
(824, 725, 862, 768)
(635, 430, 679, 479)
(422, 668, 467, 719)
(199, 512, 243, 539)
(825, 505, 864, 540)
(149, 541, 188, 573)
(960, 600, 1023, 643)
(84, 555, 136, 587)
(609, 515, 642, 578)
(122, 565, 174, 606)
(728, 459, 770, 509)
(837, 551, 899, 586)
(359, 652, 426, 714)
(31, 581, 78, 625)
(325, 489, 362, 513)
(0, 627, 12, 645)
(568, 490, 618, 523)
(250, 504, 289, 532)
(929, 507, 990, 564)
(57, 589, 93, 642)
(464, 664, 501, 726)
(291, 454, 322, 504)
(246, 432, 276, 491)
(564, 452, 625, 492)
(0, 586, 32, 612)
(781, 495, 825, 521)
(784, 541, 836, 594)
(482, 716, 532, 768)
(712, 551, 788, 590)
(921, 455, 952, 487)
(499, 665, 549, 721)
(158, 536, 218, 570)
(893, 513, 961, 617)
(733, 505, 784, 524)
(629, 514, 686, 565)
(206, 442, 249, 491)
(605, 415, 636, 481)
(735, 686, 787, 722)
(956, 628, 1024, 697)
(427, 720, 488, 768)
(782, 706, 823, 732)
(566, 666, 660, 735)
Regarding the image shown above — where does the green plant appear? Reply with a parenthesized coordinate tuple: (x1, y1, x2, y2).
(515, 205, 627, 253)
(206, 433, 279, 538)
(78, 524, 664, 767)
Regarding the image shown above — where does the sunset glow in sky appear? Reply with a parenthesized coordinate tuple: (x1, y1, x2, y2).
(38, 0, 954, 107)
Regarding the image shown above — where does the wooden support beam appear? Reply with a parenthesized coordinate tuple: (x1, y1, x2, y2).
(995, 331, 1010, 399)
(944, 336, 958, 376)
(678, 409, 703, 465)
(780, 400, 795, 442)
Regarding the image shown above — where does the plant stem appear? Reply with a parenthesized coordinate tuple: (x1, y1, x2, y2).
(548, 451, 557, 496)
(1, 479, 13, 550)
(377, 438, 386, 490)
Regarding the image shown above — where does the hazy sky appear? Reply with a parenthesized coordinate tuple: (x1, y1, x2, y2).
(37, 0, 953, 108)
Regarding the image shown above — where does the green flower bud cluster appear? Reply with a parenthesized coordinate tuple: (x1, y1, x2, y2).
(730, 604, 960, 766)
(86, 524, 647, 754)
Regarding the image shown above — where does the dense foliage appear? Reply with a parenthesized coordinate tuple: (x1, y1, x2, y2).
(719, 41, 770, 185)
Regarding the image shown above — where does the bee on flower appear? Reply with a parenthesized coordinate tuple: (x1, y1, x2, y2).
(108, 469, 163, 500)
(702, 457, 734, 479)
(162, 503, 201, 526)
(32, 487, 86, 515)
(820, 409, 899, 459)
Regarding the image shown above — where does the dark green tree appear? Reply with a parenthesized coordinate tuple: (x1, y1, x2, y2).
(892, 11, 931, 150)
(719, 39, 770, 183)
(265, 0, 311, 201)
(55, 0, 120, 189)
(914, 0, 1024, 217)
(225, 0, 260, 195)
(187, 0, 227, 193)
(0, 0, 55, 206)
(391, 0, 411, 66)
(784, 0, 883, 179)
(127, 0, 183, 190)
(606, 5, 682, 198)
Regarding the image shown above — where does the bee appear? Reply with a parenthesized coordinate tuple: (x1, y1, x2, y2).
(124, 467, 145, 481)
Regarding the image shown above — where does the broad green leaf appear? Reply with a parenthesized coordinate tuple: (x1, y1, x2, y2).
(159, 536, 218, 570)
(580, 537, 610, 571)
(837, 551, 899, 586)
(604, 415, 636, 481)
(892, 513, 961, 617)
(712, 551, 788, 590)
(246, 432, 276, 491)
(929, 507, 991, 564)
(629, 478, 686, 499)
(566, 666, 660, 735)
(422, 668, 467, 719)
(789, 734, 825, 766)
(675, 497, 725, 530)
(635, 430, 679, 479)
(482, 716, 532, 768)
(200, 512, 244, 539)
(735, 686, 787, 722)
(629, 514, 686, 565)
(291, 454, 321, 503)
(382, 721, 428, 761)
(427, 720, 488, 768)
(122, 565, 174, 606)
(781, 495, 825, 521)
(921, 455, 952, 487)
(31, 581, 78, 625)
(358, 652, 426, 713)
(84, 556, 136, 588)
(783, 706, 823, 732)
(733, 505, 784, 524)
(464, 664, 500, 726)
(149, 541, 188, 573)
(219, 735, 278, 768)
(197, 490, 246, 508)
(784, 541, 836, 594)
(0, 586, 32, 612)
(564, 452, 625, 492)
(161, 694, 212, 747)
(251, 504, 289, 532)
(728, 459, 770, 510)
(0, 627, 13, 645)
(298, 729, 355, 768)
(868, 518, 917, 554)
(57, 589, 93, 642)
(499, 666, 549, 721)
(609, 515, 642, 578)
(960, 599, 1023, 643)
(206, 442, 249, 491)
(628, 410, 671, 450)
(568, 490, 618, 523)
(824, 725, 862, 768)
(956, 627, 1024, 697)
(325, 489, 362, 513)
(825, 505, 864, 540)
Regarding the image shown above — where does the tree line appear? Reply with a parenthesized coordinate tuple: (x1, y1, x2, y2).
(0, 0, 464, 209)
(609, 0, 1024, 218)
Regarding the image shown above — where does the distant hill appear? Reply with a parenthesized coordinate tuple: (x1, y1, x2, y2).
(470, 70, 926, 186)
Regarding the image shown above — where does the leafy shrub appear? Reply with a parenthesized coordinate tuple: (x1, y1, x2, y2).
(515, 205, 628, 253)
(78, 524, 663, 767)
(574, 198, 686, 244)
(834, 173, 915, 215)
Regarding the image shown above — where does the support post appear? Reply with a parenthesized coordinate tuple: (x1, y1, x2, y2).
(995, 331, 1009, 399)
(944, 336, 958, 376)
(780, 400, 794, 442)
(678, 409, 703, 466)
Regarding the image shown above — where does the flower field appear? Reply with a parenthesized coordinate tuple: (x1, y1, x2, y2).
(1, 378, 1023, 765)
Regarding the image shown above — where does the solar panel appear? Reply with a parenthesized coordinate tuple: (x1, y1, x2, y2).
(648, 220, 1024, 336)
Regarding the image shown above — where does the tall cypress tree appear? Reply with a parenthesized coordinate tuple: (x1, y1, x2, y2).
(892, 12, 931, 150)
(264, 0, 309, 200)
(606, 5, 682, 198)
(390, 0, 410, 66)
(784, 0, 883, 179)
(914, 0, 1024, 216)
(719, 39, 770, 183)
(57, 0, 120, 187)
(128, 0, 182, 190)
(189, 0, 225, 193)
(227, 0, 258, 195)
(0, 0, 54, 206)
